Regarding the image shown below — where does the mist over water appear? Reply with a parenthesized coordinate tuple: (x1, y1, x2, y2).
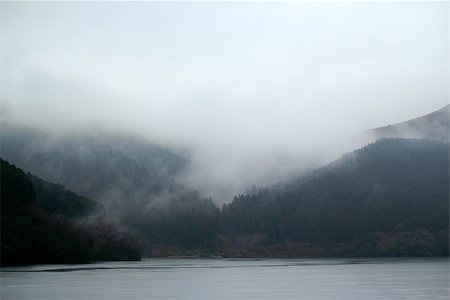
(1, 1, 447, 202)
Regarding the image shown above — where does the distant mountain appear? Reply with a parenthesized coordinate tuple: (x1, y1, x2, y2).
(1, 158, 141, 265)
(0, 123, 190, 219)
(369, 105, 449, 142)
(220, 138, 449, 257)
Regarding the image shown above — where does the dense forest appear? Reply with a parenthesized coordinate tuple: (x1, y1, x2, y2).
(0, 159, 140, 266)
(132, 138, 449, 257)
(0, 123, 223, 257)
(219, 138, 449, 257)
(2, 137, 448, 263)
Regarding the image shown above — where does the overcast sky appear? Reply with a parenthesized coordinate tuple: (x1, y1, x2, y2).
(1, 1, 448, 201)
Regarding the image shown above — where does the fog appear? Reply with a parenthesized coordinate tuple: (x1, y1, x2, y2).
(1, 1, 447, 202)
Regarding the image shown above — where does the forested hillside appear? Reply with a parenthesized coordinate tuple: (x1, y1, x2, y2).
(0, 159, 140, 265)
(0, 123, 220, 258)
(220, 139, 449, 257)
(0, 124, 219, 251)
(2, 123, 448, 259)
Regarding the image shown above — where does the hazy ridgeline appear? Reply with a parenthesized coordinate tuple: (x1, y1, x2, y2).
(1, 105, 448, 262)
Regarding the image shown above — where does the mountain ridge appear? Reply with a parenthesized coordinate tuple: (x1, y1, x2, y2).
(369, 105, 449, 142)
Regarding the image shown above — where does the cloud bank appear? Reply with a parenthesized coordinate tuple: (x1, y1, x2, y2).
(1, 2, 447, 201)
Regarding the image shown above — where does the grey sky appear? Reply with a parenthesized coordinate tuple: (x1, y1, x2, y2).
(1, 1, 448, 201)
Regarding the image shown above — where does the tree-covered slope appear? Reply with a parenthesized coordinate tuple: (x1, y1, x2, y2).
(28, 173, 101, 218)
(0, 158, 140, 265)
(221, 139, 449, 257)
(0, 125, 227, 256)
(2, 122, 447, 258)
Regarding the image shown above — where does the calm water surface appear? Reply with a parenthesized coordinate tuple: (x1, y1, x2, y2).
(1, 258, 448, 299)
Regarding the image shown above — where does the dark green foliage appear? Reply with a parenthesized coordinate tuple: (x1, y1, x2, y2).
(220, 139, 449, 256)
(124, 192, 220, 250)
(29, 174, 101, 218)
(0, 124, 220, 256)
(0, 124, 201, 245)
(373, 229, 449, 257)
(2, 136, 448, 259)
(0, 158, 141, 265)
(1, 207, 93, 265)
(83, 223, 141, 261)
(0, 159, 35, 210)
(0, 159, 94, 264)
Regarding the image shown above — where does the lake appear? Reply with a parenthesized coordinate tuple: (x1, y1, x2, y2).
(1, 258, 448, 299)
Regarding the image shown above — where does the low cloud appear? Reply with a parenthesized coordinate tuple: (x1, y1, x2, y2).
(1, 1, 447, 202)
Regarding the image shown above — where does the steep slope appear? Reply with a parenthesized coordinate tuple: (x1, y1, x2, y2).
(221, 138, 449, 257)
(28, 173, 101, 218)
(369, 105, 449, 142)
(0, 158, 140, 265)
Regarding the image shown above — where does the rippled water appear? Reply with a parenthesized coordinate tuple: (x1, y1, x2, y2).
(1, 258, 448, 299)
